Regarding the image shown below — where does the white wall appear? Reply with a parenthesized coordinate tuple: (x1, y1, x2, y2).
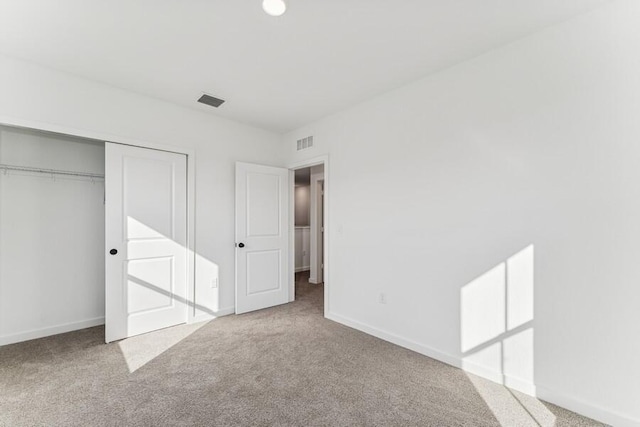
(295, 184, 311, 272)
(0, 52, 284, 328)
(294, 227, 310, 272)
(0, 126, 105, 344)
(283, 1, 640, 425)
(294, 185, 310, 226)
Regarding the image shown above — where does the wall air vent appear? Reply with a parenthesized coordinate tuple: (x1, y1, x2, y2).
(296, 136, 314, 151)
(197, 93, 225, 108)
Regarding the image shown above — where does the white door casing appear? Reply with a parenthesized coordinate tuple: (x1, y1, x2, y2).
(319, 180, 324, 283)
(105, 143, 188, 343)
(235, 162, 289, 314)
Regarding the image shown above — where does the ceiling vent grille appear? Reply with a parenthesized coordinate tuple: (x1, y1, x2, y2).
(296, 136, 314, 151)
(197, 93, 225, 108)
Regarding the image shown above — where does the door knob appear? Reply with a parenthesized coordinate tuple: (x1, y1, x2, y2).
(109, 249, 118, 255)
(237, 243, 245, 248)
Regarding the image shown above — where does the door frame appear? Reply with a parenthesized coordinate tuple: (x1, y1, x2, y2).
(315, 179, 324, 284)
(0, 116, 200, 325)
(288, 155, 329, 316)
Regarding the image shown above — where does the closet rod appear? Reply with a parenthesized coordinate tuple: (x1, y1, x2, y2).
(0, 163, 104, 179)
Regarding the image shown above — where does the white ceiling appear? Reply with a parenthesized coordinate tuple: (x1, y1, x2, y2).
(0, 0, 608, 133)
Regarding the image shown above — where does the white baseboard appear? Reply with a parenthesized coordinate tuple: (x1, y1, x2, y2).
(0, 317, 105, 346)
(214, 306, 236, 317)
(326, 311, 460, 368)
(189, 306, 235, 324)
(1, 307, 238, 347)
(459, 359, 537, 396)
(326, 311, 638, 427)
(295, 266, 310, 273)
(504, 375, 537, 396)
(536, 386, 639, 427)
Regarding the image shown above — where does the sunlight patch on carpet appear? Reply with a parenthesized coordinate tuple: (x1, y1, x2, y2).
(466, 374, 556, 427)
(117, 321, 209, 373)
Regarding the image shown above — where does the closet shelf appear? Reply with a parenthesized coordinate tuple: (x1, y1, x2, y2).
(0, 163, 104, 179)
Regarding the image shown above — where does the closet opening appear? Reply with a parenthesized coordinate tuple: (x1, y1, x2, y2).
(0, 124, 106, 346)
(0, 123, 196, 346)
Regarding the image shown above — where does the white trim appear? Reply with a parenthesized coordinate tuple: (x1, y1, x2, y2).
(326, 311, 638, 427)
(288, 155, 327, 171)
(288, 155, 330, 317)
(288, 169, 295, 302)
(191, 306, 235, 324)
(504, 375, 537, 396)
(0, 317, 105, 346)
(0, 117, 200, 332)
(460, 358, 537, 395)
(295, 267, 310, 273)
(536, 387, 639, 427)
(0, 115, 193, 156)
(326, 311, 460, 367)
(310, 176, 324, 284)
(185, 149, 197, 324)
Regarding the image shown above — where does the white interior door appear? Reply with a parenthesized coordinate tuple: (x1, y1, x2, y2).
(105, 143, 188, 343)
(235, 162, 289, 314)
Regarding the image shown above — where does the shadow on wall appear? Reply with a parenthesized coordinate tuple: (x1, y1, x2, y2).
(460, 245, 558, 425)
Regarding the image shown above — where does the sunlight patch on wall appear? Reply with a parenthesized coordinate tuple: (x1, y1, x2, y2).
(461, 245, 535, 387)
(460, 245, 549, 424)
(461, 263, 506, 353)
(507, 245, 534, 331)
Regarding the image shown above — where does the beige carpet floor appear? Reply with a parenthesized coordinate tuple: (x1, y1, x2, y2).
(0, 273, 605, 426)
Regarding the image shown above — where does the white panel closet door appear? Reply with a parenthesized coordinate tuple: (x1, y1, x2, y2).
(235, 162, 289, 314)
(105, 143, 188, 343)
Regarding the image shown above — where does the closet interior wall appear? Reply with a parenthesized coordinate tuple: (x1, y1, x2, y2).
(0, 125, 105, 345)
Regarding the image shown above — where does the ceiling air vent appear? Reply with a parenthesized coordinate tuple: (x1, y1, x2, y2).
(197, 93, 225, 108)
(296, 136, 314, 151)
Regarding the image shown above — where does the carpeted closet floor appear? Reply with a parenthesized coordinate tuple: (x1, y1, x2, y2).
(0, 273, 605, 426)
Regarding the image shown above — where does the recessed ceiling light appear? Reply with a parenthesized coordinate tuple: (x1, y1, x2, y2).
(262, 0, 287, 17)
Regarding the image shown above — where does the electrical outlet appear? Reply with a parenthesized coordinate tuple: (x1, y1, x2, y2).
(211, 277, 218, 289)
(378, 293, 387, 304)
